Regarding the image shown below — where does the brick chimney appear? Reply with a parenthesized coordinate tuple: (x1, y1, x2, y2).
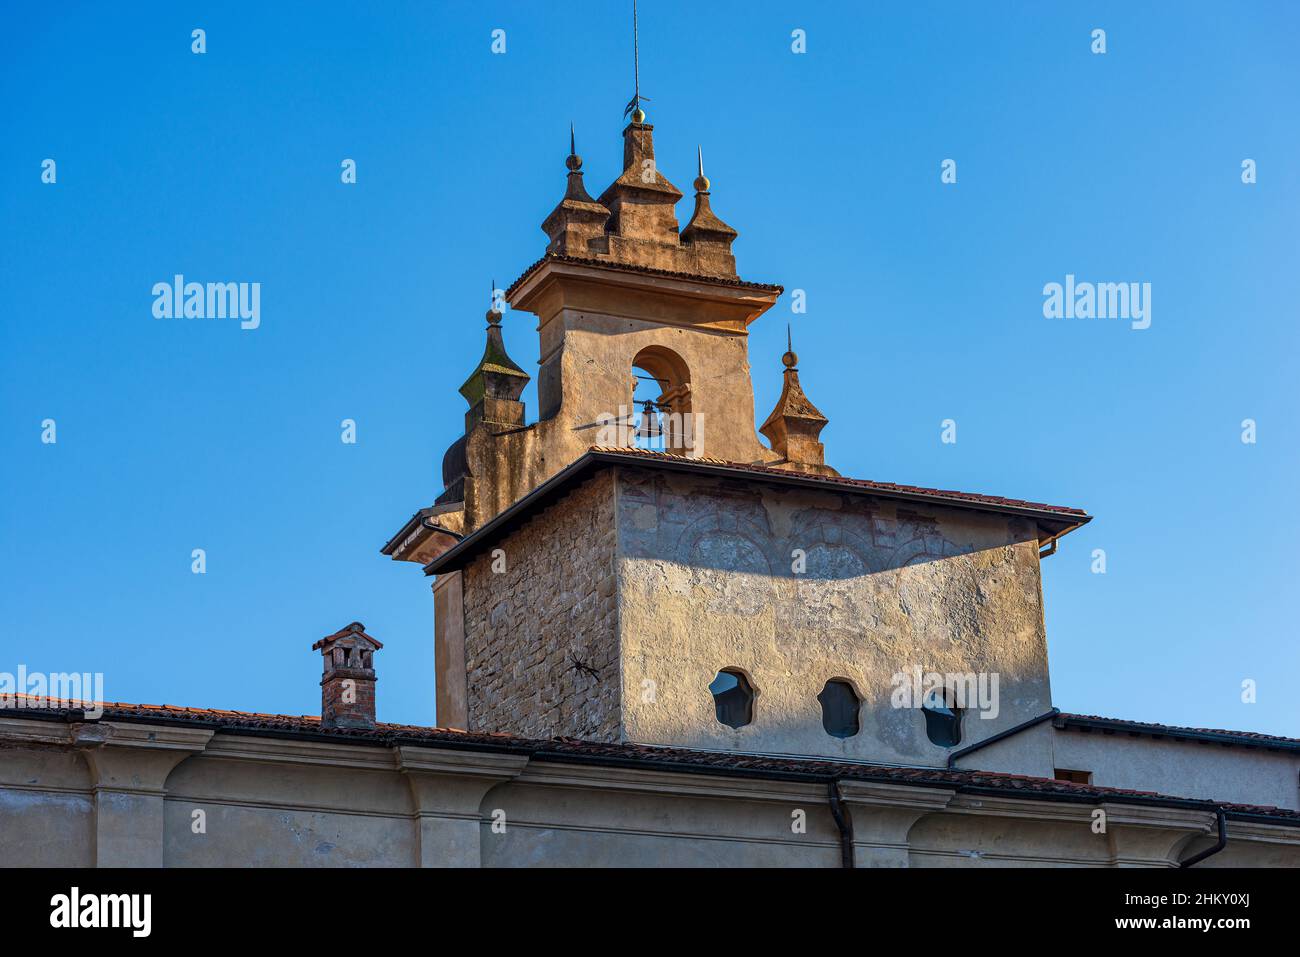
(312, 622, 382, 729)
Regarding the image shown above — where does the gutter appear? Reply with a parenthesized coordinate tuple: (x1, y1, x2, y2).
(947, 708, 1061, 769)
(1180, 808, 1228, 868)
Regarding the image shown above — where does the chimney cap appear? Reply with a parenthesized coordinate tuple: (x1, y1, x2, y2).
(312, 621, 384, 651)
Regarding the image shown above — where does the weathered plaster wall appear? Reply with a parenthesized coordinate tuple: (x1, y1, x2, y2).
(954, 719, 1057, 779)
(162, 750, 415, 867)
(451, 266, 785, 533)
(3, 719, 1298, 867)
(1051, 730, 1299, 811)
(433, 570, 467, 729)
(540, 308, 773, 464)
(461, 471, 621, 740)
(614, 467, 1055, 765)
(0, 737, 94, 866)
(477, 770, 842, 868)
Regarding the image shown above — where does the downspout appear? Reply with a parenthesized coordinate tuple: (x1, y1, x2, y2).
(1179, 808, 1228, 868)
(827, 778, 855, 869)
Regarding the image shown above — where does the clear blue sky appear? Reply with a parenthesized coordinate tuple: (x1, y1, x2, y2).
(2, 2, 1296, 736)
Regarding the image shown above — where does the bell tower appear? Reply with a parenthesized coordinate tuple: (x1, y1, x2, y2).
(383, 68, 840, 732)
(513, 115, 781, 469)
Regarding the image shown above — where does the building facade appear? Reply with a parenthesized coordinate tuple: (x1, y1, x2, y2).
(3, 105, 1298, 868)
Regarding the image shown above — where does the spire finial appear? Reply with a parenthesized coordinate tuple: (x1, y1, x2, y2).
(488, 278, 502, 325)
(623, 0, 649, 123)
(693, 144, 710, 193)
(566, 123, 582, 172)
(783, 323, 797, 368)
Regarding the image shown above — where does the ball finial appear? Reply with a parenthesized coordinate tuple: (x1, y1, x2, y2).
(566, 123, 582, 171)
(782, 350, 798, 369)
(631, 107, 646, 124)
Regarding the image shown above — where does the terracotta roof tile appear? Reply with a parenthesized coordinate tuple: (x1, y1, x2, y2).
(5, 696, 1296, 824)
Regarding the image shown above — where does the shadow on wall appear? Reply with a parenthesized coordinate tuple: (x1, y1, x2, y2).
(618, 472, 1038, 579)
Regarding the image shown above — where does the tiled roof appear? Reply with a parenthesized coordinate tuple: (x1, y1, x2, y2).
(590, 447, 1090, 517)
(504, 253, 784, 299)
(424, 448, 1091, 576)
(5, 697, 1296, 824)
(1057, 713, 1300, 751)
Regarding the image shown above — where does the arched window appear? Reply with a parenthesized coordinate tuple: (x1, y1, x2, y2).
(630, 346, 692, 453)
(818, 679, 860, 738)
(709, 669, 754, 729)
(921, 685, 963, 747)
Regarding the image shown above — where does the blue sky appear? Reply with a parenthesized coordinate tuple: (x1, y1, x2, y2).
(2, 2, 1296, 736)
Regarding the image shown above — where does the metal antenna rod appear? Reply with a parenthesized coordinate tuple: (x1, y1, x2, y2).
(623, 0, 650, 118)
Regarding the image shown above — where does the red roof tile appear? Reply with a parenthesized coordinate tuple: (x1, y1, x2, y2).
(4, 696, 1295, 824)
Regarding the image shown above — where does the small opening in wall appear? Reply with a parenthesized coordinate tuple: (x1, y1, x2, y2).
(1054, 768, 1092, 785)
(709, 669, 754, 729)
(818, 679, 860, 738)
(921, 686, 962, 747)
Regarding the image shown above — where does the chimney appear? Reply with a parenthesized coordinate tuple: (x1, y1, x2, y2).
(312, 622, 382, 729)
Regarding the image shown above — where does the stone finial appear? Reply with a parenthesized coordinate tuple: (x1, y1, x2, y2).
(312, 622, 383, 729)
(680, 145, 739, 275)
(458, 289, 531, 432)
(759, 330, 837, 476)
(542, 124, 611, 257)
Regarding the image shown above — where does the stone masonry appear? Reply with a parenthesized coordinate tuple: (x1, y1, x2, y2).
(460, 471, 620, 740)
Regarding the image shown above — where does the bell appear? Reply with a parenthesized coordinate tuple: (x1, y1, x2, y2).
(636, 400, 660, 440)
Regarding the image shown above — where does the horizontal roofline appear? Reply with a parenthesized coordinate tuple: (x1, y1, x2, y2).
(504, 253, 784, 300)
(380, 507, 434, 555)
(422, 448, 1091, 576)
(4, 698, 1294, 826)
(1056, 713, 1300, 752)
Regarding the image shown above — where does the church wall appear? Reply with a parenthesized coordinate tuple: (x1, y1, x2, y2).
(0, 733, 95, 866)
(614, 466, 1056, 765)
(460, 470, 622, 740)
(956, 718, 1058, 778)
(2, 719, 1298, 867)
(477, 771, 842, 867)
(161, 751, 416, 867)
(1050, 730, 1299, 811)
